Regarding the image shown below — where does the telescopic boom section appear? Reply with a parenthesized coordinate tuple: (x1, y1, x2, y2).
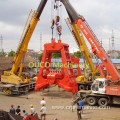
(11, 0, 48, 74)
(61, 0, 120, 82)
(66, 19, 96, 72)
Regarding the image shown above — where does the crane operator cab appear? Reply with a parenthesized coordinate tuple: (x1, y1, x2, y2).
(91, 78, 108, 94)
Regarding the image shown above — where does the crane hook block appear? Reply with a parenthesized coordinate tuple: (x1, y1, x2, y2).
(57, 26, 62, 35)
(35, 39, 79, 94)
(55, 16, 60, 24)
(51, 19, 55, 29)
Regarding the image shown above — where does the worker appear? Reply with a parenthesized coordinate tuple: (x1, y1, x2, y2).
(40, 104, 46, 120)
(16, 105, 21, 116)
(77, 102, 82, 120)
(9, 104, 15, 114)
(30, 104, 35, 116)
(30, 104, 39, 118)
(40, 97, 46, 106)
(79, 99, 84, 114)
(23, 110, 28, 117)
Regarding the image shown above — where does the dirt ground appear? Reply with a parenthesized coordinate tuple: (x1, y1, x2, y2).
(0, 85, 120, 120)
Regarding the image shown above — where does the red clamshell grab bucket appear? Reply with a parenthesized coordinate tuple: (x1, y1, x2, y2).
(35, 74, 78, 95)
(55, 77, 78, 94)
(35, 74, 49, 91)
(35, 40, 78, 95)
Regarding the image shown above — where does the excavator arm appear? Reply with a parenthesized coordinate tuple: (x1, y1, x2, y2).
(62, 0, 120, 82)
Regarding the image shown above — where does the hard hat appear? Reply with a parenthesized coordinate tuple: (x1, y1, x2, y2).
(30, 104, 33, 107)
(11, 104, 13, 107)
(42, 97, 44, 100)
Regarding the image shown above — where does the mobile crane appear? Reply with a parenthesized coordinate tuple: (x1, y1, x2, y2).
(65, 18, 101, 90)
(61, 0, 120, 106)
(35, 0, 120, 106)
(0, 0, 48, 95)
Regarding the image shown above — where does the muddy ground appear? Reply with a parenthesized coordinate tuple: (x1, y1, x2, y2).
(0, 85, 120, 120)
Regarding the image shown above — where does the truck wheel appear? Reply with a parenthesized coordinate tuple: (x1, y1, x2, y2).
(87, 97, 97, 106)
(78, 85, 85, 90)
(98, 98, 108, 107)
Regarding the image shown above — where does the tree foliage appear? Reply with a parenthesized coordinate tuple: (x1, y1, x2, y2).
(38, 53, 43, 61)
(38, 52, 61, 61)
(8, 51, 15, 57)
(0, 53, 4, 57)
(52, 52, 61, 58)
(116, 56, 120, 59)
(72, 51, 82, 58)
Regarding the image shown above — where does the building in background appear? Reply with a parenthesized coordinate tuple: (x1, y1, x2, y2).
(0, 55, 36, 81)
(26, 49, 39, 61)
(107, 50, 120, 59)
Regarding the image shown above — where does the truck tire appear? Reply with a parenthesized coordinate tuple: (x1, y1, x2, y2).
(78, 85, 85, 90)
(98, 98, 108, 107)
(87, 97, 97, 106)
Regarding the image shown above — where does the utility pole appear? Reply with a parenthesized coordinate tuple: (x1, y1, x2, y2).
(100, 38, 103, 46)
(0, 35, 3, 53)
(109, 38, 111, 51)
(40, 33, 42, 51)
(111, 30, 115, 51)
(109, 38, 111, 58)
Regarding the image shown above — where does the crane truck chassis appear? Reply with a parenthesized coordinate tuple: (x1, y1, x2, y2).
(74, 79, 120, 107)
(0, 81, 35, 95)
(0, 0, 47, 95)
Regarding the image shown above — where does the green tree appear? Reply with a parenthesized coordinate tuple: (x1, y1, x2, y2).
(8, 51, 15, 57)
(116, 56, 120, 59)
(52, 52, 61, 58)
(72, 51, 82, 58)
(38, 53, 43, 61)
(0, 53, 4, 57)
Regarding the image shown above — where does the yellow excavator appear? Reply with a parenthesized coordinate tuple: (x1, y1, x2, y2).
(65, 18, 101, 90)
(0, 0, 48, 95)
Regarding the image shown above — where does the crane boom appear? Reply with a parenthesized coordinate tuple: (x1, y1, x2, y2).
(11, 0, 48, 74)
(65, 18, 96, 72)
(62, 0, 120, 82)
(65, 18, 101, 90)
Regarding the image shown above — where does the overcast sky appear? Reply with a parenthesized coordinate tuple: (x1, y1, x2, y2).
(0, 0, 120, 53)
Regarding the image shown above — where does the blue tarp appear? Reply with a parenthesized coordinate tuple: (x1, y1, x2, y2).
(51, 58, 120, 64)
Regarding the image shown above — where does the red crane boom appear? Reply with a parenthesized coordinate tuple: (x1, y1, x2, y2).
(61, 0, 120, 82)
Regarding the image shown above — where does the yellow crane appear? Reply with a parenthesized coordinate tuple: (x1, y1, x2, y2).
(65, 18, 101, 90)
(0, 0, 48, 95)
